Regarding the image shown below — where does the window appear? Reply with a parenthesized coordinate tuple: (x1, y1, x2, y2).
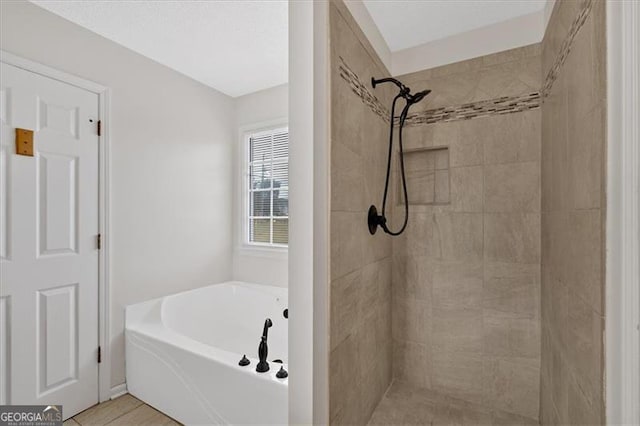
(246, 126, 288, 247)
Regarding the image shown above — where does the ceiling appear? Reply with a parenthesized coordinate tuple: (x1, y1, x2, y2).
(30, 0, 288, 98)
(362, 0, 547, 52)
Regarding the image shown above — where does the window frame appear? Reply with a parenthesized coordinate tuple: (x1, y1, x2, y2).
(238, 120, 289, 255)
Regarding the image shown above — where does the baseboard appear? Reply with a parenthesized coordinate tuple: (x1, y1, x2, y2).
(110, 383, 128, 400)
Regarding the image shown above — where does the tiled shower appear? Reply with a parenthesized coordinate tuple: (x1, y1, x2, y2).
(329, 0, 606, 424)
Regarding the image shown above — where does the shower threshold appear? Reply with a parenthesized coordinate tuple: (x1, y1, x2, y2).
(368, 381, 538, 426)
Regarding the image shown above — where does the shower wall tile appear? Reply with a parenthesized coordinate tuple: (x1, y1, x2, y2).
(330, 333, 363, 425)
(331, 142, 364, 212)
(483, 110, 541, 165)
(482, 356, 540, 419)
(329, 1, 393, 424)
(483, 262, 540, 319)
(432, 305, 483, 353)
(393, 339, 431, 388)
(392, 254, 432, 301)
(432, 351, 484, 404)
(452, 121, 484, 167)
(390, 43, 543, 422)
(484, 213, 541, 264)
(432, 261, 483, 308)
(540, 0, 606, 424)
(449, 166, 483, 212)
(568, 105, 604, 210)
(482, 310, 540, 359)
(484, 161, 540, 213)
(392, 296, 430, 344)
(330, 211, 363, 280)
(431, 212, 483, 261)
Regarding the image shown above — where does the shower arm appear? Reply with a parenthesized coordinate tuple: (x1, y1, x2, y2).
(371, 77, 409, 96)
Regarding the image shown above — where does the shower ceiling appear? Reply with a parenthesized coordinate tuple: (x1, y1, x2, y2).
(363, 0, 548, 51)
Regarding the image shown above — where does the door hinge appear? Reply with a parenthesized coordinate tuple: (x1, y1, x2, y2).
(98, 346, 102, 364)
(97, 120, 102, 137)
(97, 234, 101, 250)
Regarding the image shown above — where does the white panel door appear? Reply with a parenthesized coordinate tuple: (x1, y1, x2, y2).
(0, 62, 99, 419)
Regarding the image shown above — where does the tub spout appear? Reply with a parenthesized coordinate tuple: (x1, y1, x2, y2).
(256, 318, 272, 373)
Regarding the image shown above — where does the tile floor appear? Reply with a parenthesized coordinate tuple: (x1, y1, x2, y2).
(368, 381, 538, 426)
(63, 394, 180, 426)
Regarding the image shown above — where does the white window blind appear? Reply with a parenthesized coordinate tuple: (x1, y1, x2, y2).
(247, 127, 288, 246)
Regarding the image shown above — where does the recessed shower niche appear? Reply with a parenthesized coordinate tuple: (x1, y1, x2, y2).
(400, 146, 450, 205)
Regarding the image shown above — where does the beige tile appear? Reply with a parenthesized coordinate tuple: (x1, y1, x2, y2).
(450, 166, 483, 212)
(402, 123, 435, 151)
(392, 254, 432, 301)
(483, 109, 541, 165)
(484, 213, 540, 264)
(568, 105, 604, 210)
(567, 209, 602, 313)
(404, 211, 434, 257)
(331, 141, 364, 212)
(106, 404, 178, 426)
(405, 147, 437, 172)
(454, 120, 484, 167)
(362, 225, 391, 266)
(330, 211, 363, 280)
(330, 334, 363, 426)
(392, 296, 429, 344)
(432, 261, 483, 309)
(330, 270, 362, 350)
(482, 357, 540, 419)
(434, 169, 450, 204)
(355, 316, 380, 371)
(432, 351, 483, 404)
(483, 309, 540, 359)
(432, 305, 483, 354)
(548, 279, 569, 352)
(550, 342, 570, 424)
(566, 292, 603, 408)
(406, 169, 435, 204)
(361, 260, 388, 314)
(360, 358, 385, 423)
(331, 73, 365, 157)
(484, 161, 540, 213)
(434, 148, 449, 170)
(491, 409, 539, 426)
(414, 74, 477, 111)
(567, 372, 604, 426)
(74, 394, 143, 426)
(483, 262, 540, 318)
(393, 339, 431, 388)
(64, 419, 81, 426)
(432, 212, 483, 261)
(565, 14, 598, 124)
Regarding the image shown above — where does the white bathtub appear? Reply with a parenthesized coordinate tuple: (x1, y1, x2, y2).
(125, 281, 288, 425)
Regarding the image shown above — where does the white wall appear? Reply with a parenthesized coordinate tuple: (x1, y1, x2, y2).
(1, 0, 235, 389)
(288, 0, 331, 423)
(232, 84, 289, 288)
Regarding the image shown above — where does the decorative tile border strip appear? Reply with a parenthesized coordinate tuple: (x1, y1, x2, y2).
(402, 92, 541, 126)
(338, 56, 390, 122)
(336, 0, 592, 126)
(541, 0, 593, 98)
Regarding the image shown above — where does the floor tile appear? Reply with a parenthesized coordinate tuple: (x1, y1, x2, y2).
(105, 404, 179, 426)
(73, 394, 143, 426)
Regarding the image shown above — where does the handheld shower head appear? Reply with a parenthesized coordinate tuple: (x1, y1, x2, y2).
(368, 76, 432, 236)
(408, 89, 431, 105)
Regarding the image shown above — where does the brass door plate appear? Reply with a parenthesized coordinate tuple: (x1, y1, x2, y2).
(15, 128, 34, 156)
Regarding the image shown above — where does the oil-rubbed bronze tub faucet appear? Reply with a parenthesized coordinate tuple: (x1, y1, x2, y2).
(256, 318, 273, 373)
